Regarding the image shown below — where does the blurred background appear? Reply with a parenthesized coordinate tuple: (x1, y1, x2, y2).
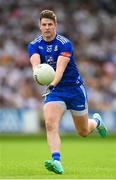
(0, 0, 116, 134)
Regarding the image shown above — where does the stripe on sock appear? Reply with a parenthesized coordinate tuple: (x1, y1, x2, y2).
(94, 118, 100, 127)
(52, 152, 60, 161)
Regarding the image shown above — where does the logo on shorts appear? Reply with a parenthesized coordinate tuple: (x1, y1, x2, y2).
(77, 105, 84, 107)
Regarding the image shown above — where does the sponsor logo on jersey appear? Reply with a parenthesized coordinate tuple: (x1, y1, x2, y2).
(47, 56, 54, 63)
(45, 55, 56, 67)
(45, 55, 54, 63)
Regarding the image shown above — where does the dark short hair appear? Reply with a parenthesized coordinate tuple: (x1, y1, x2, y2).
(40, 10, 57, 23)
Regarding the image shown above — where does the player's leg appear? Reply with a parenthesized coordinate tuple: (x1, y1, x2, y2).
(72, 111, 108, 137)
(70, 83, 108, 137)
(72, 112, 97, 137)
(43, 101, 65, 153)
(43, 101, 65, 174)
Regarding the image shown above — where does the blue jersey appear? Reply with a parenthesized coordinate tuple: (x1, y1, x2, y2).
(28, 34, 88, 113)
(28, 34, 83, 88)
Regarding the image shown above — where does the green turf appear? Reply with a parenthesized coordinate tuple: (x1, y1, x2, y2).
(0, 134, 116, 179)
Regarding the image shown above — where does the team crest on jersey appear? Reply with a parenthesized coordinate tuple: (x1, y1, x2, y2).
(54, 45, 58, 51)
(47, 45, 52, 52)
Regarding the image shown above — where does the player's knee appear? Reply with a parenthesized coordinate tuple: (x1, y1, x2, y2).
(78, 129, 88, 137)
(46, 122, 54, 131)
(45, 120, 57, 132)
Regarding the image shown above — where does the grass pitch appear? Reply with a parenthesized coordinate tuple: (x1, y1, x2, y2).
(0, 134, 116, 179)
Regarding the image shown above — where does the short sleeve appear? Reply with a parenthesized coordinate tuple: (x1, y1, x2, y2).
(59, 41, 73, 58)
(27, 43, 39, 58)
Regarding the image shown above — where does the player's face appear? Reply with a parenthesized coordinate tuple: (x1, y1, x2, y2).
(39, 18, 56, 41)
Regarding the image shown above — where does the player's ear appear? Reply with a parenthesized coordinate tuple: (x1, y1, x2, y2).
(55, 22, 57, 27)
(38, 20, 41, 29)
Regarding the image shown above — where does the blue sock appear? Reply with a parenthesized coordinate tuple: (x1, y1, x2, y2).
(94, 118, 100, 127)
(52, 152, 60, 161)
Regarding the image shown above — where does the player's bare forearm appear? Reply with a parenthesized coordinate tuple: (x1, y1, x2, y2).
(51, 69, 64, 86)
(30, 54, 41, 70)
(51, 56, 70, 86)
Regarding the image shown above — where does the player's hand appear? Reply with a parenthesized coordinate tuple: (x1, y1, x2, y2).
(42, 84, 54, 97)
(32, 66, 39, 84)
(33, 74, 38, 84)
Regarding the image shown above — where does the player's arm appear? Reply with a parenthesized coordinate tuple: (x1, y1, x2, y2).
(28, 42, 41, 70)
(51, 55, 70, 86)
(51, 41, 72, 87)
(30, 53, 41, 71)
(28, 43, 41, 83)
(29, 54, 41, 84)
(43, 55, 70, 96)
